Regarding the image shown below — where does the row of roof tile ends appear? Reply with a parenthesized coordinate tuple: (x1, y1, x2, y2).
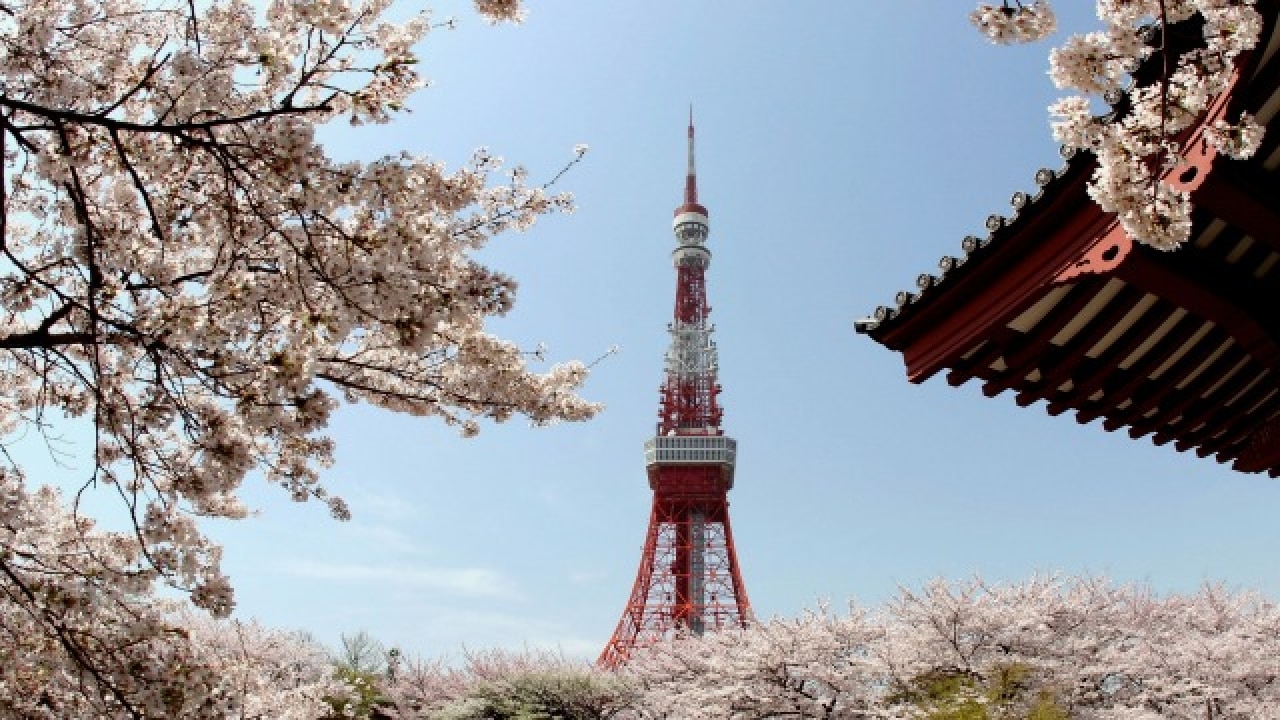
(854, 145, 1079, 335)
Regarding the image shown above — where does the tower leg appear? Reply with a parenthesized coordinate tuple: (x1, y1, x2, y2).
(599, 477, 750, 667)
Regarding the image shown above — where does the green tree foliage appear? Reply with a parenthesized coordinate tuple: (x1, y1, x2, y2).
(432, 670, 631, 720)
(326, 631, 392, 719)
(891, 664, 1070, 720)
(378, 649, 636, 719)
(622, 579, 1280, 717)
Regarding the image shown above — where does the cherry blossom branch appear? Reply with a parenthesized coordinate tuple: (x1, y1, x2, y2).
(977, 0, 1264, 249)
(0, 0, 600, 710)
(0, 93, 333, 136)
(0, 557, 144, 719)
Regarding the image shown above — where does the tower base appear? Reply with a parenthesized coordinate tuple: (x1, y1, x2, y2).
(599, 465, 750, 667)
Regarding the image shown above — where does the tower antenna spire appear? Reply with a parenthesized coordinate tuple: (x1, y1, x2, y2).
(685, 105, 698, 206)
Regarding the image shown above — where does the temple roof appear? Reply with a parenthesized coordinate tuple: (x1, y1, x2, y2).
(857, 6, 1280, 476)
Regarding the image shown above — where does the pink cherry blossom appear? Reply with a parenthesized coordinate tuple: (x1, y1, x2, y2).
(978, 0, 1265, 250)
(971, 1, 1059, 44)
(0, 0, 600, 712)
(620, 577, 1280, 719)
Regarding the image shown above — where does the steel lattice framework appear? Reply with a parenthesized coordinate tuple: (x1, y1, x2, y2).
(599, 116, 751, 668)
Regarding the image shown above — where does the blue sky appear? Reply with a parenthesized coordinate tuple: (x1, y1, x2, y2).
(55, 1, 1280, 660)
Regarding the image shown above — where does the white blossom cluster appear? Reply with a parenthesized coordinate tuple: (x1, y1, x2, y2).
(381, 647, 630, 717)
(179, 611, 353, 719)
(1036, 0, 1265, 249)
(620, 577, 1280, 719)
(473, 0, 526, 24)
(1206, 111, 1267, 158)
(0, 0, 600, 712)
(971, 1, 1059, 44)
(30, 576, 1258, 718)
(0, 470, 353, 717)
(348, 578, 1280, 718)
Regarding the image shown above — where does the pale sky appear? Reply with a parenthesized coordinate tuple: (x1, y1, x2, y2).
(34, 1, 1280, 661)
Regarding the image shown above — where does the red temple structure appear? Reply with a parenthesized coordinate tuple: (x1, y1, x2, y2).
(598, 116, 751, 668)
(857, 5, 1280, 476)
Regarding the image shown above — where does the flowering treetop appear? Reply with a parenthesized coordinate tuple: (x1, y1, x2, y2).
(0, 0, 600, 713)
(971, 0, 1265, 250)
(619, 577, 1280, 718)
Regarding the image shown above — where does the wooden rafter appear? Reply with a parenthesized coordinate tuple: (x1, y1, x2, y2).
(1193, 164, 1280, 256)
(1014, 284, 1146, 408)
(1043, 297, 1175, 416)
(981, 282, 1101, 398)
(1115, 245, 1280, 368)
(1074, 313, 1205, 425)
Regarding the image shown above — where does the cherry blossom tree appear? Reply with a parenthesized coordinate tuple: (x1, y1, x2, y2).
(355, 579, 1280, 718)
(620, 578, 1280, 719)
(0, 0, 598, 713)
(284, 579, 1278, 719)
(620, 607, 885, 719)
(970, 0, 1265, 250)
(0, 480, 351, 718)
(380, 648, 633, 719)
(180, 611, 352, 720)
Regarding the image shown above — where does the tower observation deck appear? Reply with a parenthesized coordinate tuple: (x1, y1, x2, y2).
(598, 114, 752, 667)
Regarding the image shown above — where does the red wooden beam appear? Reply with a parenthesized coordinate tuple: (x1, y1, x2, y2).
(1044, 298, 1175, 416)
(1113, 245, 1280, 370)
(1015, 285, 1146, 408)
(981, 282, 1101, 398)
(1234, 412, 1280, 473)
(1131, 343, 1245, 441)
(1074, 313, 1205, 425)
(1203, 385, 1280, 460)
(1193, 164, 1280, 257)
(1167, 358, 1264, 449)
(1101, 327, 1228, 433)
(946, 335, 1008, 388)
(881, 172, 1112, 383)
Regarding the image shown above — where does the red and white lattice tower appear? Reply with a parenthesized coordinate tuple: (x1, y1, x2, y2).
(598, 114, 751, 668)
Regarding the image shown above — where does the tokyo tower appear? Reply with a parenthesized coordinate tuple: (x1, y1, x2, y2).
(598, 114, 751, 667)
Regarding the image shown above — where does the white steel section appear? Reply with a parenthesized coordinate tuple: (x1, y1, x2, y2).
(687, 123, 698, 176)
(644, 435, 737, 468)
(673, 212, 710, 237)
(672, 244, 710, 268)
(689, 509, 707, 635)
(665, 320, 718, 378)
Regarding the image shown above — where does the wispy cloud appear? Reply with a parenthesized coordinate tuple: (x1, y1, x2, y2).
(568, 568, 607, 586)
(339, 522, 425, 556)
(338, 486, 421, 522)
(286, 562, 517, 598)
(404, 606, 604, 660)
